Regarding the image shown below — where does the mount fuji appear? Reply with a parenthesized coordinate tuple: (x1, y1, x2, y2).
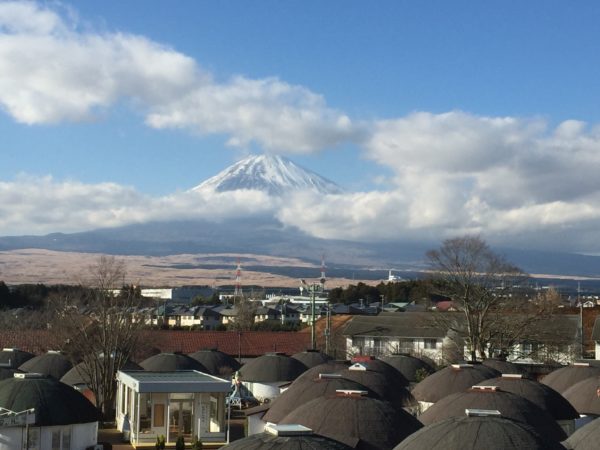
(3, 154, 600, 278)
(192, 154, 343, 196)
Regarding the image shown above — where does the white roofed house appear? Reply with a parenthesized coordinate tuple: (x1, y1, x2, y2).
(503, 314, 581, 364)
(344, 312, 582, 365)
(192, 307, 222, 330)
(343, 313, 455, 364)
(116, 370, 230, 447)
(281, 304, 301, 326)
(254, 306, 281, 324)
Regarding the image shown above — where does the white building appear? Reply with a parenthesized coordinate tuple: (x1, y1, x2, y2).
(116, 370, 230, 447)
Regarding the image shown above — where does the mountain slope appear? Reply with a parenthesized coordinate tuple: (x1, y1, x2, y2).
(191, 154, 343, 195)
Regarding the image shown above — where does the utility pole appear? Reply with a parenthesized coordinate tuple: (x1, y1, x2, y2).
(300, 280, 323, 350)
(578, 282, 584, 358)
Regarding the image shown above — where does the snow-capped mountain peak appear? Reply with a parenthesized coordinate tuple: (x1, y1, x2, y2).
(191, 154, 343, 196)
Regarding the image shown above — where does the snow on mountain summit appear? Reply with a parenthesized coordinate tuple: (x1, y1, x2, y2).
(191, 154, 343, 196)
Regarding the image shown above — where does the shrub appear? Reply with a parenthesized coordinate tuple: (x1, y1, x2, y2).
(191, 436, 203, 450)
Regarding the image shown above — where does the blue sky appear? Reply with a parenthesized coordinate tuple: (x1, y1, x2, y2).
(2, 1, 600, 253)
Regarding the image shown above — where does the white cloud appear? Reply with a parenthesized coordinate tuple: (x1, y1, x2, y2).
(272, 112, 600, 253)
(0, 175, 275, 235)
(146, 76, 359, 153)
(0, 2, 199, 124)
(0, 1, 358, 153)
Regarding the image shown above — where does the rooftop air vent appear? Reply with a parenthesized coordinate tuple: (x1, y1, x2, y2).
(573, 362, 590, 367)
(470, 385, 499, 392)
(319, 373, 343, 379)
(14, 373, 46, 379)
(465, 409, 502, 417)
(265, 424, 313, 436)
(47, 350, 62, 354)
(451, 364, 474, 369)
(2, 348, 18, 352)
(501, 373, 523, 379)
(335, 389, 368, 397)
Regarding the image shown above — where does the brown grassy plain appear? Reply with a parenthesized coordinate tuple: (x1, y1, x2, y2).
(0, 249, 371, 288)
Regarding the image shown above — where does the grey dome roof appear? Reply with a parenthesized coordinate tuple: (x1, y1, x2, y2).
(263, 374, 378, 424)
(541, 364, 600, 394)
(221, 430, 353, 449)
(351, 359, 410, 386)
(562, 376, 600, 415)
(239, 353, 308, 383)
(394, 416, 565, 450)
(380, 354, 434, 382)
(411, 364, 500, 403)
(18, 351, 73, 379)
(280, 394, 423, 450)
(418, 387, 566, 443)
(339, 367, 416, 409)
(0, 348, 34, 369)
(482, 358, 526, 375)
(61, 358, 143, 386)
(188, 349, 241, 376)
(475, 375, 579, 420)
(565, 416, 600, 450)
(294, 361, 351, 383)
(291, 350, 332, 368)
(139, 353, 208, 372)
(0, 374, 100, 426)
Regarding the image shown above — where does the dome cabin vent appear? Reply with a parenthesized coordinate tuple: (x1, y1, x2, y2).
(349, 363, 368, 371)
(470, 385, 499, 392)
(335, 389, 368, 398)
(319, 373, 343, 379)
(265, 424, 313, 436)
(465, 409, 502, 417)
(14, 373, 46, 379)
(451, 363, 474, 370)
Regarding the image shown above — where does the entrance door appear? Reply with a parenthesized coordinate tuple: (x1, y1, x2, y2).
(169, 400, 193, 440)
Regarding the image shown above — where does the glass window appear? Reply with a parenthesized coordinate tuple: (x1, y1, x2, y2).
(424, 339, 437, 349)
(140, 393, 152, 433)
(209, 393, 222, 432)
(126, 388, 132, 416)
(51, 430, 61, 450)
(62, 428, 71, 450)
(121, 384, 127, 415)
(27, 428, 40, 450)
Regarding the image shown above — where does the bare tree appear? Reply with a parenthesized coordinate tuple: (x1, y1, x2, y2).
(229, 296, 256, 331)
(427, 236, 527, 361)
(53, 256, 145, 420)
